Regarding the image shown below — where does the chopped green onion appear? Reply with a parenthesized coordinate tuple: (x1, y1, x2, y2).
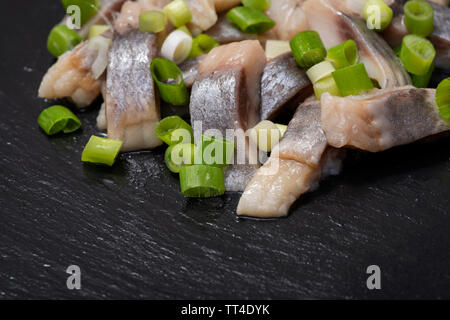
(179, 165, 225, 198)
(62, 0, 100, 26)
(139, 10, 166, 33)
(306, 61, 336, 84)
(404, 0, 434, 37)
(195, 135, 235, 167)
(363, 0, 393, 31)
(81, 136, 122, 166)
(37, 105, 82, 135)
(160, 30, 193, 64)
(150, 58, 190, 106)
(289, 31, 326, 69)
(313, 75, 341, 100)
(47, 25, 83, 57)
(177, 25, 192, 36)
(188, 34, 220, 59)
(411, 63, 434, 88)
(436, 77, 450, 121)
(275, 124, 288, 138)
(88, 24, 110, 40)
(165, 143, 195, 173)
(394, 44, 402, 56)
(400, 34, 435, 76)
(332, 63, 374, 97)
(326, 39, 359, 69)
(226, 6, 275, 34)
(265, 40, 291, 60)
(163, 0, 192, 27)
(242, 0, 271, 11)
(249, 120, 283, 152)
(155, 115, 193, 145)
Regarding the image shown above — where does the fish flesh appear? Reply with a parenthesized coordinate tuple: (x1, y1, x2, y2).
(321, 86, 450, 152)
(186, 0, 218, 36)
(38, 41, 102, 108)
(213, 0, 241, 13)
(303, 0, 411, 89)
(60, 0, 126, 39)
(179, 54, 206, 88)
(264, 0, 309, 41)
(205, 13, 258, 44)
(190, 40, 266, 191)
(237, 100, 344, 218)
(383, 1, 450, 70)
(105, 30, 162, 151)
(260, 52, 312, 121)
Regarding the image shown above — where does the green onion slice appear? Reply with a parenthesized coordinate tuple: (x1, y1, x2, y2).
(242, 0, 271, 11)
(88, 24, 110, 40)
(81, 136, 123, 167)
(188, 34, 219, 59)
(62, 0, 100, 26)
(165, 143, 195, 173)
(289, 31, 326, 69)
(47, 25, 83, 57)
(363, 0, 393, 31)
(37, 105, 82, 135)
(195, 135, 235, 167)
(332, 63, 374, 97)
(436, 77, 450, 121)
(155, 116, 193, 145)
(226, 6, 275, 34)
(306, 61, 336, 84)
(249, 120, 283, 153)
(404, 0, 434, 37)
(400, 34, 435, 76)
(139, 10, 166, 33)
(326, 39, 359, 69)
(276, 124, 288, 138)
(177, 25, 192, 36)
(313, 75, 341, 100)
(179, 165, 225, 198)
(150, 58, 190, 106)
(163, 0, 192, 27)
(411, 63, 434, 88)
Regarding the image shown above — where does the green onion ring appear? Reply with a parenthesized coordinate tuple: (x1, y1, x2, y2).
(331, 63, 374, 97)
(81, 136, 123, 167)
(404, 0, 434, 37)
(179, 165, 225, 198)
(400, 34, 436, 76)
(289, 31, 326, 69)
(226, 6, 275, 34)
(37, 105, 82, 135)
(155, 116, 193, 146)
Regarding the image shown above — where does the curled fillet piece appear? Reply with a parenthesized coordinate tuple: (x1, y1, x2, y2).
(105, 30, 162, 152)
(303, 0, 411, 89)
(38, 41, 102, 108)
(321, 86, 450, 153)
(261, 52, 312, 121)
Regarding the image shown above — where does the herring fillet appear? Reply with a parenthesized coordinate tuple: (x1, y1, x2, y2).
(264, 0, 309, 41)
(261, 53, 312, 121)
(321, 86, 450, 152)
(105, 30, 162, 152)
(179, 54, 206, 88)
(303, 0, 411, 89)
(38, 41, 102, 108)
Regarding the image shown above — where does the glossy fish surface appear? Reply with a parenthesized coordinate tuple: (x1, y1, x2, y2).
(179, 54, 206, 88)
(261, 53, 312, 121)
(321, 86, 450, 152)
(105, 30, 162, 152)
(264, 0, 309, 41)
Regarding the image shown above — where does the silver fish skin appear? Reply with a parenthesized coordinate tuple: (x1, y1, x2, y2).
(303, 0, 411, 89)
(237, 100, 344, 218)
(105, 30, 162, 152)
(261, 52, 312, 121)
(205, 13, 258, 44)
(383, 1, 450, 70)
(321, 86, 450, 153)
(179, 55, 206, 88)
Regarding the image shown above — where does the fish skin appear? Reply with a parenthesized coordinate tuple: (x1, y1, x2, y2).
(38, 41, 102, 108)
(105, 30, 162, 152)
(321, 86, 450, 153)
(261, 52, 312, 121)
(179, 55, 206, 88)
(303, 0, 411, 89)
(205, 13, 258, 44)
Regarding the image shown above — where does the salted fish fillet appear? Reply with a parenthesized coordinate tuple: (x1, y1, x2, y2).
(38, 41, 102, 108)
(179, 54, 206, 88)
(237, 101, 345, 218)
(264, 0, 309, 41)
(321, 86, 450, 153)
(105, 30, 162, 152)
(261, 52, 312, 121)
(303, 0, 411, 89)
(186, 0, 218, 36)
(190, 40, 266, 191)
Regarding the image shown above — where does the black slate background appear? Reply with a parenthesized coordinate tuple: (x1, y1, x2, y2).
(1, 1, 450, 300)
